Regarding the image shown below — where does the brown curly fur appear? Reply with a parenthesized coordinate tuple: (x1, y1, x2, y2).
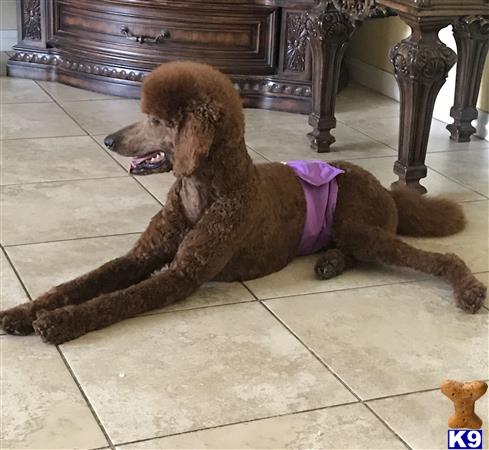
(1, 61, 486, 344)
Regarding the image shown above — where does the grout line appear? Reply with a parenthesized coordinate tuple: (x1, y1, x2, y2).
(426, 164, 489, 201)
(1, 174, 128, 188)
(1, 133, 88, 141)
(259, 300, 361, 400)
(365, 386, 441, 403)
(2, 100, 54, 105)
(363, 403, 412, 450)
(335, 115, 489, 155)
(141, 298, 257, 319)
(426, 145, 489, 154)
(1, 246, 33, 301)
(458, 198, 489, 204)
(245, 275, 431, 302)
(56, 347, 116, 450)
(245, 144, 272, 162)
(33, 81, 110, 140)
(240, 281, 260, 300)
(114, 400, 361, 448)
(335, 117, 402, 153)
(3, 231, 141, 248)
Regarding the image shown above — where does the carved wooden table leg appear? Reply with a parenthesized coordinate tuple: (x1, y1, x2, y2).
(389, 17, 457, 193)
(447, 16, 489, 142)
(305, 0, 355, 152)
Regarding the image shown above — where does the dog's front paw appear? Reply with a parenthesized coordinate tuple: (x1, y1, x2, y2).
(33, 307, 85, 345)
(0, 304, 35, 335)
(455, 277, 487, 314)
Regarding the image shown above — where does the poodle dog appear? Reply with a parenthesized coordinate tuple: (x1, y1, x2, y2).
(1, 61, 486, 344)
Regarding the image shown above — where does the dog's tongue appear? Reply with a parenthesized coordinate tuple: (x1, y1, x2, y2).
(129, 155, 152, 172)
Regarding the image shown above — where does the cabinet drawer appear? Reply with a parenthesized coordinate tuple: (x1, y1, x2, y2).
(52, 0, 279, 74)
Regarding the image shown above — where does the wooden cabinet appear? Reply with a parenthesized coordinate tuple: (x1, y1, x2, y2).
(9, 0, 317, 113)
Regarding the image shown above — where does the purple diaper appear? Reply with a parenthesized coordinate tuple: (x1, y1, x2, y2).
(286, 160, 344, 256)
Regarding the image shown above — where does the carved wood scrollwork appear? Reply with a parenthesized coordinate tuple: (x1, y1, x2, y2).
(285, 13, 308, 72)
(22, 0, 42, 41)
(305, 3, 355, 42)
(331, 0, 392, 21)
(453, 16, 489, 39)
(389, 40, 457, 82)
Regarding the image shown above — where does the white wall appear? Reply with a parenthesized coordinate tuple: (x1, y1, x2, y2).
(1, 0, 18, 51)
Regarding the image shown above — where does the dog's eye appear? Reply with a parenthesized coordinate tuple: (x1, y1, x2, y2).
(150, 117, 161, 126)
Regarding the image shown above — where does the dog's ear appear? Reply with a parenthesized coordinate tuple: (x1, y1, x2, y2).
(173, 106, 218, 177)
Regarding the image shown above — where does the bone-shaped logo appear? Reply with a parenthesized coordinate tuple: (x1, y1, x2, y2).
(441, 380, 488, 429)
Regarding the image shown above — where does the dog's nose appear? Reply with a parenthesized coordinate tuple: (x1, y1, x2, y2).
(104, 136, 115, 150)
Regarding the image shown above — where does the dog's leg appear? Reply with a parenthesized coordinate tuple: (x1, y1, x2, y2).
(335, 221, 486, 313)
(315, 248, 355, 280)
(0, 199, 189, 335)
(31, 198, 245, 344)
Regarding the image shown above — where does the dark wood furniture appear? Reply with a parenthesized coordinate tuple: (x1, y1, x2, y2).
(306, 0, 489, 192)
(9, 0, 489, 193)
(8, 0, 317, 113)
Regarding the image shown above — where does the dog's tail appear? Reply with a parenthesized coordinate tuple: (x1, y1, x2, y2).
(390, 187, 466, 237)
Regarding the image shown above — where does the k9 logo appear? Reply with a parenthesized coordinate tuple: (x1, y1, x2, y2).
(448, 430, 483, 449)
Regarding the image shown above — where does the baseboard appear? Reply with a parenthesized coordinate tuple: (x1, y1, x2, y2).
(0, 30, 17, 51)
(346, 57, 489, 142)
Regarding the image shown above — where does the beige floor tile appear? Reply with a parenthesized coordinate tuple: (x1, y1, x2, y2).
(6, 234, 254, 310)
(1, 177, 160, 245)
(1, 102, 85, 139)
(348, 156, 485, 202)
(6, 234, 138, 298)
(60, 303, 355, 444)
(120, 403, 405, 450)
(1, 250, 28, 315)
(1, 136, 125, 185)
(341, 115, 489, 152)
(244, 109, 396, 161)
(1, 77, 52, 103)
(403, 201, 489, 273)
(37, 80, 119, 103)
(62, 99, 144, 135)
(1, 336, 108, 450)
(369, 390, 488, 450)
(335, 83, 400, 123)
(265, 281, 488, 399)
(426, 148, 489, 197)
(245, 254, 423, 300)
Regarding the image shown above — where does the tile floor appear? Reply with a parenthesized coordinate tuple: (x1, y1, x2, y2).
(1, 64, 488, 450)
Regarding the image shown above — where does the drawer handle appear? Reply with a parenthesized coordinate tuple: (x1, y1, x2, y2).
(120, 26, 171, 44)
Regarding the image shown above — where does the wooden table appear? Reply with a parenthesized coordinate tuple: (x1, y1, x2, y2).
(306, 0, 489, 192)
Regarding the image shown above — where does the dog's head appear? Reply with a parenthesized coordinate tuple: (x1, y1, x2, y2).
(104, 61, 244, 177)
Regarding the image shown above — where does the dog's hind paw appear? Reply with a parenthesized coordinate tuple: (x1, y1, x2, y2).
(0, 305, 35, 335)
(455, 277, 487, 314)
(315, 249, 347, 280)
